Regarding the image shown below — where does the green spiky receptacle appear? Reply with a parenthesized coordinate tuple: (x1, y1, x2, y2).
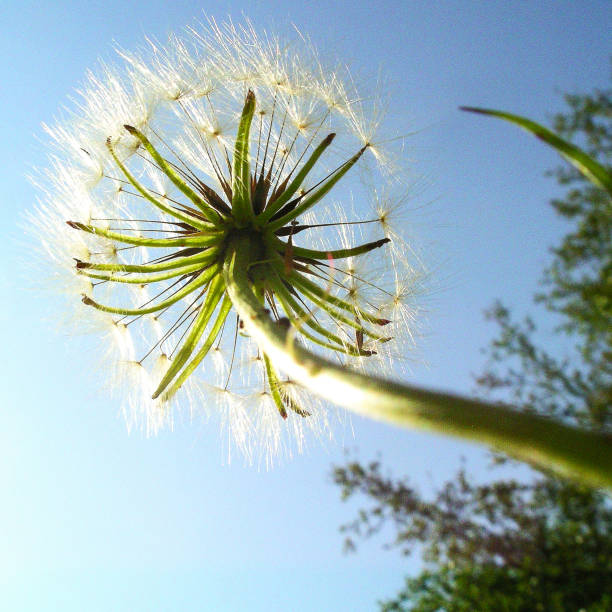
(66, 90, 612, 488)
(71, 90, 389, 418)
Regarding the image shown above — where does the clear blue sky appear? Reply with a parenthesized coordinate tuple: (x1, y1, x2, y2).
(1, 1, 610, 610)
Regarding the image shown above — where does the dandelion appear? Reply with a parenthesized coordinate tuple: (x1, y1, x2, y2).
(35, 19, 414, 457)
(33, 19, 612, 485)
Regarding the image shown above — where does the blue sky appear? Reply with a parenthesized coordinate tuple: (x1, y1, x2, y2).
(1, 1, 610, 610)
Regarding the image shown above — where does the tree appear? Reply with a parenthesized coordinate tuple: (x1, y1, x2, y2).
(332, 76, 612, 610)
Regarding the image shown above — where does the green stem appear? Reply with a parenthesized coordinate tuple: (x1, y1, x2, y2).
(460, 107, 612, 197)
(224, 236, 612, 491)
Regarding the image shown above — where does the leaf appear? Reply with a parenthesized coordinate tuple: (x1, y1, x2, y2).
(460, 107, 612, 198)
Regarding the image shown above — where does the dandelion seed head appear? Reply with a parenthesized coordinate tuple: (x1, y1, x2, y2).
(33, 17, 425, 462)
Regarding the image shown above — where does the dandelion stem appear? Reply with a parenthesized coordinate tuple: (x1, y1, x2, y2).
(224, 235, 612, 490)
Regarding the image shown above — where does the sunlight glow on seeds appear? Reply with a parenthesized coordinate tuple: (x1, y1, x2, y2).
(35, 18, 420, 460)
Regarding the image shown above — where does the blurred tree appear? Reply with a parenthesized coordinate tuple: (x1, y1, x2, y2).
(333, 77, 612, 611)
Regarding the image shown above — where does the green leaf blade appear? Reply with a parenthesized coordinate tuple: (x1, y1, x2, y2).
(461, 107, 612, 197)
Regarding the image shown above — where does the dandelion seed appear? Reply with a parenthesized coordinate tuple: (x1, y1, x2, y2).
(33, 18, 422, 461)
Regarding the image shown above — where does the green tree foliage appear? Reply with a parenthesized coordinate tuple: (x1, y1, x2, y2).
(332, 76, 612, 610)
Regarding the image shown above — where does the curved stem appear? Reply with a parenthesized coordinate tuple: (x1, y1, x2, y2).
(224, 236, 612, 491)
